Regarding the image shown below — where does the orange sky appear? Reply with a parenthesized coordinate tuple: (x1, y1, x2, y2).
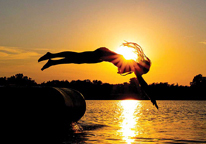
(0, 0, 206, 85)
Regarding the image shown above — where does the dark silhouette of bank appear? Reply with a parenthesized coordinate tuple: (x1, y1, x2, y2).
(0, 73, 37, 86)
(1, 86, 86, 143)
(1, 73, 206, 100)
(1, 73, 205, 143)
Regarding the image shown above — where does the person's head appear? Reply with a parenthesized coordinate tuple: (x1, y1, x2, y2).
(117, 56, 151, 76)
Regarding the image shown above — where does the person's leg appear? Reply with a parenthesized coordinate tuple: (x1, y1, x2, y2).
(38, 51, 80, 62)
(40, 49, 105, 70)
(39, 47, 121, 70)
(38, 49, 109, 62)
(38, 52, 52, 62)
(41, 59, 71, 71)
(39, 47, 120, 62)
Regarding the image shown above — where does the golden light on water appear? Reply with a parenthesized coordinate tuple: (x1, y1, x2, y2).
(115, 45, 138, 61)
(119, 100, 141, 144)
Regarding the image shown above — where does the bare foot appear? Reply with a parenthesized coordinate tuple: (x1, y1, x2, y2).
(41, 59, 52, 71)
(38, 52, 51, 62)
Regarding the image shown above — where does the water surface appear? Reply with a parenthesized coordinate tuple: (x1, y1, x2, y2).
(64, 100, 206, 143)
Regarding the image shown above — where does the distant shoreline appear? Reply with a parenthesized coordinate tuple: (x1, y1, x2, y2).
(1, 86, 206, 100)
(1, 73, 206, 100)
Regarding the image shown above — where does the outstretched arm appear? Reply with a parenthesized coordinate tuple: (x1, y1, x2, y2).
(135, 72, 158, 109)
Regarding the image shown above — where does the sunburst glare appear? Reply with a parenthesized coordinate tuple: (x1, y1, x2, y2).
(115, 45, 138, 61)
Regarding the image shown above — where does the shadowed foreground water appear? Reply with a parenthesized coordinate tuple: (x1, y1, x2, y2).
(63, 100, 206, 144)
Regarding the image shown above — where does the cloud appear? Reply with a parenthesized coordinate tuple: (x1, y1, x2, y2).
(0, 46, 40, 60)
(0, 46, 21, 54)
(200, 41, 206, 45)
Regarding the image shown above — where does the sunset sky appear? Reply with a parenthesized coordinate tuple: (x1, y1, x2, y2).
(0, 0, 206, 86)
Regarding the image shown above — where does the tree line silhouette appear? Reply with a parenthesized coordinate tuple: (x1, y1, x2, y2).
(1, 73, 206, 100)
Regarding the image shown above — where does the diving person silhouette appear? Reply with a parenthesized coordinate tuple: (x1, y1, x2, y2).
(38, 42, 158, 109)
(38, 47, 150, 75)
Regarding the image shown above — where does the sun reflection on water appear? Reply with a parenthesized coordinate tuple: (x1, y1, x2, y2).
(119, 100, 141, 144)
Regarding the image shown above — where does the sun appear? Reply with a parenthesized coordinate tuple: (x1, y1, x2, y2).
(115, 45, 138, 61)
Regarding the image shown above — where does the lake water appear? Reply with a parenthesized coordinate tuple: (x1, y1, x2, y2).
(63, 100, 206, 144)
